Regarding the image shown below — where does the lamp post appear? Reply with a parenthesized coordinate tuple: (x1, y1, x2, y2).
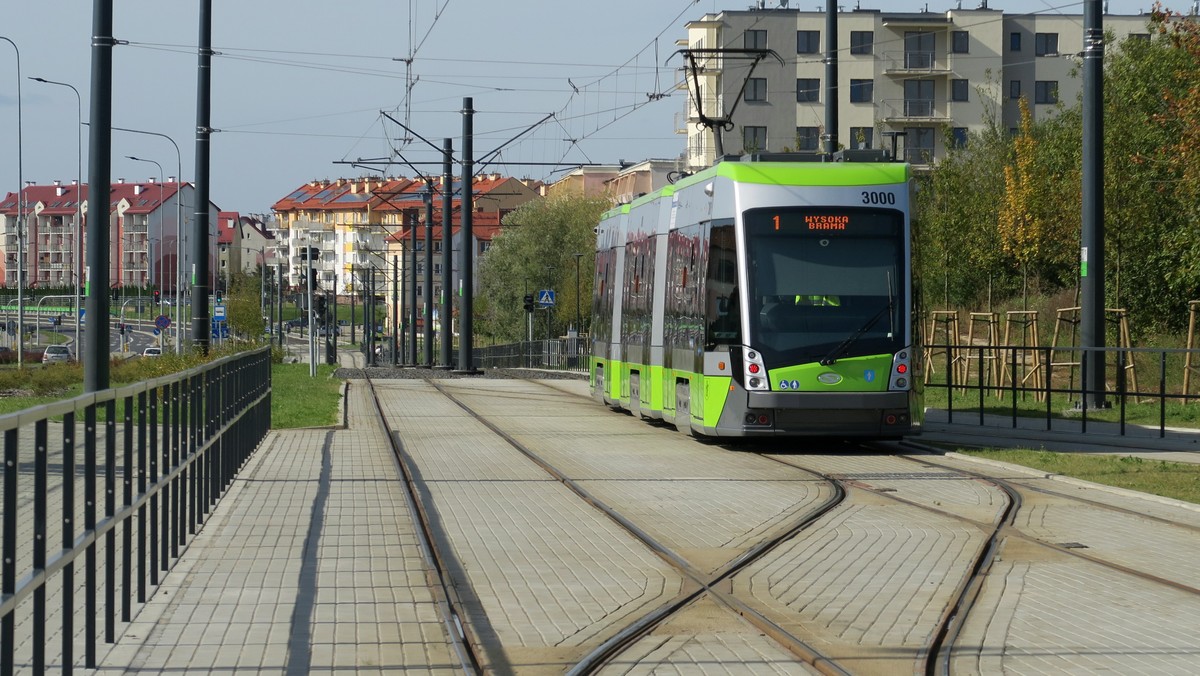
(29, 76, 82, 353)
(2, 36, 26, 368)
(104, 124, 183, 352)
(127, 156, 164, 319)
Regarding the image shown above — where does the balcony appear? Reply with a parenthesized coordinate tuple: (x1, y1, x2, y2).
(879, 99, 952, 124)
(881, 51, 953, 76)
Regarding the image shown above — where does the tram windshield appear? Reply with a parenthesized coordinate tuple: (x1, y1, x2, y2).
(743, 207, 905, 365)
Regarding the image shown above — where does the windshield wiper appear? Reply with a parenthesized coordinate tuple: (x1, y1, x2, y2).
(819, 273, 894, 366)
(818, 303, 891, 365)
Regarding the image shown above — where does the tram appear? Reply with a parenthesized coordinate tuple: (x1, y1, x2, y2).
(589, 153, 920, 438)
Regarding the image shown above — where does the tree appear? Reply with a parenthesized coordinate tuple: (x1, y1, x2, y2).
(477, 194, 610, 341)
(225, 270, 265, 340)
(998, 97, 1077, 306)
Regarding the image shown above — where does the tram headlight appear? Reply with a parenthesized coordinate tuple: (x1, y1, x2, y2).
(743, 347, 769, 390)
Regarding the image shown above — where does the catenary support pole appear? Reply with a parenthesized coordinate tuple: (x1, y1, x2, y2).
(409, 208, 418, 365)
(824, 0, 839, 159)
(439, 138, 453, 368)
(84, 1, 113, 390)
(1081, 0, 1106, 407)
(423, 183, 434, 366)
(191, 0, 212, 353)
(456, 98, 476, 373)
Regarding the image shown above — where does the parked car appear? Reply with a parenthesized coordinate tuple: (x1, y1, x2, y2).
(42, 345, 73, 365)
(284, 318, 306, 333)
(142, 347, 162, 357)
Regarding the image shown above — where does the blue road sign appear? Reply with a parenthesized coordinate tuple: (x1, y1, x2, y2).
(155, 314, 171, 330)
(537, 289, 556, 307)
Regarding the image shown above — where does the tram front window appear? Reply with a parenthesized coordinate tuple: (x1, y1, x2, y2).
(744, 207, 904, 364)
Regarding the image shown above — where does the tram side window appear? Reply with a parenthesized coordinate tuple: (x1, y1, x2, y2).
(705, 223, 740, 349)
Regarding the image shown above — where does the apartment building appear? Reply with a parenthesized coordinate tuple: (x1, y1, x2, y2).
(0, 178, 217, 294)
(215, 213, 276, 295)
(271, 174, 540, 300)
(682, 4, 1151, 168)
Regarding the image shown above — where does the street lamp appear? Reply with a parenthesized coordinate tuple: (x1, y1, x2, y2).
(29, 76, 83, 354)
(103, 124, 184, 353)
(127, 156, 164, 317)
(2, 36, 26, 368)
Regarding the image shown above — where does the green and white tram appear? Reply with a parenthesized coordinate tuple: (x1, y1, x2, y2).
(590, 155, 920, 438)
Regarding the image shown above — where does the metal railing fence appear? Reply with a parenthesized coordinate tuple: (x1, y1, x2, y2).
(0, 346, 272, 675)
(925, 343, 1200, 438)
(474, 338, 590, 371)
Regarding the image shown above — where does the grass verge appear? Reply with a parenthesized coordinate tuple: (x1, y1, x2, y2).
(270, 363, 342, 429)
(958, 448, 1200, 505)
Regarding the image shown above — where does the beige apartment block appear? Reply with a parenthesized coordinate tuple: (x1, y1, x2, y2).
(683, 5, 1152, 169)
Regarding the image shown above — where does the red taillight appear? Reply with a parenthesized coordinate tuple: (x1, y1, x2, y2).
(748, 363, 760, 374)
(757, 414, 770, 425)
(885, 414, 897, 424)
(896, 364, 908, 374)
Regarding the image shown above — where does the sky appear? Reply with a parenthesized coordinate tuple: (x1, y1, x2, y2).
(0, 1, 1159, 215)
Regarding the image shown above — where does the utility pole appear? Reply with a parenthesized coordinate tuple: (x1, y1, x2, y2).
(1081, 0, 1107, 408)
(456, 97, 478, 373)
(823, 0, 839, 159)
(422, 182, 434, 366)
(192, 0, 213, 353)
(439, 138, 453, 368)
(84, 1, 114, 391)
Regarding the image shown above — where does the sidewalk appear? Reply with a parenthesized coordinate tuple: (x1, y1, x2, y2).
(922, 408, 1200, 464)
(100, 381, 463, 674)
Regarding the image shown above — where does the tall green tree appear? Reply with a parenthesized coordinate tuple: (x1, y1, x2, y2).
(915, 93, 1011, 310)
(477, 194, 610, 342)
(226, 269, 266, 340)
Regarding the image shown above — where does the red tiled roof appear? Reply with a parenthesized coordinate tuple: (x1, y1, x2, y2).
(217, 211, 240, 245)
(0, 181, 188, 217)
(109, 181, 183, 215)
(387, 211, 503, 243)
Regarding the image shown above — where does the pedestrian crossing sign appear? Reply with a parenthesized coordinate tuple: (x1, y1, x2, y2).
(537, 289, 556, 307)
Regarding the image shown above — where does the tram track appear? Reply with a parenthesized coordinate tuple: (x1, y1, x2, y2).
(423, 377, 851, 675)
(362, 373, 856, 673)
(359, 374, 481, 674)
(899, 443, 1200, 596)
(360, 372, 1200, 674)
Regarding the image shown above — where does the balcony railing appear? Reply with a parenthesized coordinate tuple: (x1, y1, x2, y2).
(882, 51, 951, 73)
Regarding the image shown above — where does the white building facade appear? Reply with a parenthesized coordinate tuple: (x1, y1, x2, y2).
(683, 6, 1151, 168)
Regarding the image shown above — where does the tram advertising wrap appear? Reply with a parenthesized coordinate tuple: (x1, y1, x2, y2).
(589, 156, 920, 438)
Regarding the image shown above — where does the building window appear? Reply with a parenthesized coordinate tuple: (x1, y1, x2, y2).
(1009, 80, 1021, 99)
(952, 31, 970, 54)
(849, 127, 873, 150)
(1010, 32, 1022, 51)
(745, 29, 767, 50)
(1035, 80, 1059, 104)
(743, 126, 768, 152)
(850, 31, 873, 54)
(905, 126, 936, 164)
(795, 127, 820, 151)
(797, 30, 820, 54)
(796, 78, 820, 103)
(951, 127, 969, 149)
(849, 79, 873, 103)
(951, 79, 969, 102)
(746, 78, 768, 102)
(1035, 32, 1059, 56)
